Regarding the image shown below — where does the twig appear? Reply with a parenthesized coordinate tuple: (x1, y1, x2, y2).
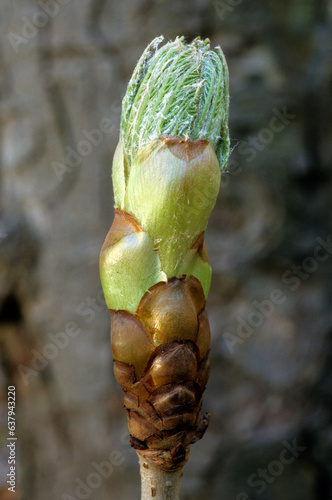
(138, 454, 183, 500)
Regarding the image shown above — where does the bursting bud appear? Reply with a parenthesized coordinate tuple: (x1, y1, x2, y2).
(100, 36, 230, 313)
(100, 35, 230, 472)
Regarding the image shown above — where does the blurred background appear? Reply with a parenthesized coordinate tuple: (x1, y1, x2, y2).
(1, 0, 332, 499)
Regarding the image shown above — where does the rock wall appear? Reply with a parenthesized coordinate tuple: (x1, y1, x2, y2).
(0, 1, 331, 499)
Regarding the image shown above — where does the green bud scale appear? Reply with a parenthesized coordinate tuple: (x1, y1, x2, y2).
(100, 36, 230, 472)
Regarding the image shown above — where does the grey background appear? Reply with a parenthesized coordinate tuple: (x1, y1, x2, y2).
(0, 0, 332, 499)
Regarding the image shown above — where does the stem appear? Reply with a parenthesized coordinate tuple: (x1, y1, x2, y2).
(138, 453, 183, 500)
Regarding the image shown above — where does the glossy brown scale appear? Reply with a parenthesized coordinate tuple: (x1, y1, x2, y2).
(110, 274, 211, 470)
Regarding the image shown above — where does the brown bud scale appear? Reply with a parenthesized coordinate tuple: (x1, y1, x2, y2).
(110, 272, 211, 471)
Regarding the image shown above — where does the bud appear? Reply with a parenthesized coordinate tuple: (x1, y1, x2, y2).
(99, 35, 230, 471)
(109, 36, 229, 305)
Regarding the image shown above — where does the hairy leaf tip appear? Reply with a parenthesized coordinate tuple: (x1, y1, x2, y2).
(120, 35, 230, 171)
